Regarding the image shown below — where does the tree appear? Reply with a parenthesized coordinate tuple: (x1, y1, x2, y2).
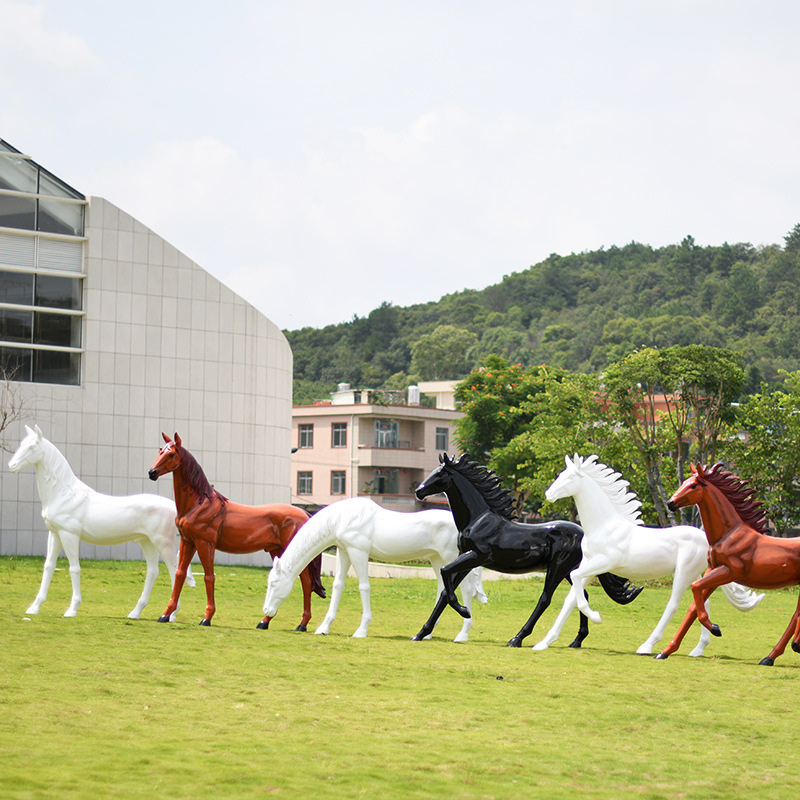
(722, 371, 800, 534)
(410, 325, 478, 380)
(0, 365, 27, 450)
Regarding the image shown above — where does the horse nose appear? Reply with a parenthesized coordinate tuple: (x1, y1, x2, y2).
(148, 469, 159, 481)
(667, 500, 676, 512)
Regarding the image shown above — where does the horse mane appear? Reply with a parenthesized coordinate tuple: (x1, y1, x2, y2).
(178, 445, 227, 503)
(40, 436, 78, 487)
(573, 454, 643, 525)
(701, 463, 770, 535)
(447, 454, 519, 520)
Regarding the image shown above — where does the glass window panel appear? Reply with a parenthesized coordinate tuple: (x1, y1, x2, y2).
(37, 171, 83, 201)
(0, 195, 36, 230)
(332, 422, 347, 447)
(0, 271, 34, 304)
(0, 308, 33, 342)
(35, 274, 82, 310)
(0, 346, 32, 381)
(297, 471, 313, 495)
(331, 471, 346, 495)
(33, 349, 80, 385)
(37, 198, 84, 236)
(34, 311, 81, 348)
(0, 156, 37, 193)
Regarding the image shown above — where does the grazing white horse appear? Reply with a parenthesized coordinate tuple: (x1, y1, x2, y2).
(533, 454, 763, 656)
(263, 497, 487, 640)
(8, 425, 193, 619)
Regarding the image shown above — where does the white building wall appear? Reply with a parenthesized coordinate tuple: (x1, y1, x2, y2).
(0, 196, 292, 567)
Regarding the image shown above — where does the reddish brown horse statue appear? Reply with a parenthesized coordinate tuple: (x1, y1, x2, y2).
(657, 462, 800, 665)
(149, 433, 325, 628)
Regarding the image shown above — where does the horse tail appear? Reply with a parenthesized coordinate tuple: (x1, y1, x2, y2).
(308, 552, 326, 598)
(597, 572, 643, 605)
(720, 581, 764, 611)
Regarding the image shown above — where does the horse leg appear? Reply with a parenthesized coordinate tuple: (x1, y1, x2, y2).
(193, 540, 217, 625)
(442, 551, 483, 618)
(55, 531, 82, 617)
(689, 567, 731, 636)
(128, 539, 159, 619)
(347, 548, 372, 638)
(532, 582, 580, 650)
(315, 548, 351, 635)
(296, 567, 313, 632)
(763, 592, 800, 665)
(655, 601, 700, 659)
(27, 531, 62, 614)
(637, 562, 697, 655)
(570, 555, 611, 624)
(508, 563, 572, 648)
(158, 537, 196, 622)
(411, 589, 451, 641)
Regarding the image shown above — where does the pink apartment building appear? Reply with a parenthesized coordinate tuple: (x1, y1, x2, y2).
(290, 381, 462, 511)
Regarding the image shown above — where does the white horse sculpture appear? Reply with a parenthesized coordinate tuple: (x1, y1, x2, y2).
(533, 454, 764, 656)
(263, 497, 487, 640)
(8, 425, 194, 619)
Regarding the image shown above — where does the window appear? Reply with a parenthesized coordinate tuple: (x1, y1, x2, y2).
(331, 470, 346, 495)
(297, 471, 313, 495)
(298, 424, 314, 448)
(0, 142, 85, 385)
(0, 269, 83, 385)
(435, 427, 449, 451)
(374, 419, 399, 448)
(373, 468, 399, 494)
(332, 422, 347, 448)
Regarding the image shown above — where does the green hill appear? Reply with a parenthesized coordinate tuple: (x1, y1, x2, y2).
(287, 226, 800, 403)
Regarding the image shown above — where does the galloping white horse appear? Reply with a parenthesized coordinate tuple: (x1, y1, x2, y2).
(263, 497, 487, 640)
(8, 425, 194, 619)
(533, 454, 763, 656)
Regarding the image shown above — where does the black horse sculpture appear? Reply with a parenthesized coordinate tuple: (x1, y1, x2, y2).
(412, 453, 642, 647)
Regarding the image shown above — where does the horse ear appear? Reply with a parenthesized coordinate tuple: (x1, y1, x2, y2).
(174, 432, 182, 447)
(441, 453, 452, 465)
(565, 454, 572, 468)
(162, 432, 171, 444)
(691, 463, 702, 476)
(34, 424, 43, 439)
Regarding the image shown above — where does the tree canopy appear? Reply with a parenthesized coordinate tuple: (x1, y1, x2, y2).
(286, 227, 800, 401)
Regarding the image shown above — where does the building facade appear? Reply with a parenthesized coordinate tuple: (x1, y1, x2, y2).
(0, 138, 292, 566)
(291, 382, 462, 511)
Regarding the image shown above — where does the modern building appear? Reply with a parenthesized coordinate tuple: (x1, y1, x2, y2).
(290, 381, 462, 511)
(0, 138, 293, 567)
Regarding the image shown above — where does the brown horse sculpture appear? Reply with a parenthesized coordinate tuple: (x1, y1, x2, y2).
(149, 433, 325, 628)
(657, 462, 800, 665)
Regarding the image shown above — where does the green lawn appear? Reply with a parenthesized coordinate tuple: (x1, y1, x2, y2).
(2, 555, 799, 800)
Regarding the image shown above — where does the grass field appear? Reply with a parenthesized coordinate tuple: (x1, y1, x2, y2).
(2, 555, 800, 800)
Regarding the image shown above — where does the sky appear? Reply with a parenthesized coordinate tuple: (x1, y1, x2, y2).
(1, 1, 799, 331)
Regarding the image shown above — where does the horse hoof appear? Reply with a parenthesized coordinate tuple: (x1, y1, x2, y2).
(199, 619, 211, 627)
(759, 656, 775, 666)
(157, 615, 171, 623)
(295, 624, 307, 632)
(653, 652, 669, 660)
(710, 624, 721, 637)
(256, 621, 269, 630)
(567, 639, 583, 649)
(506, 638, 522, 648)
(792, 640, 800, 654)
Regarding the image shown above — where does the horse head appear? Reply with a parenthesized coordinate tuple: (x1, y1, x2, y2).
(263, 555, 294, 618)
(545, 453, 596, 504)
(667, 463, 708, 512)
(8, 424, 46, 473)
(148, 432, 183, 481)
(415, 452, 458, 500)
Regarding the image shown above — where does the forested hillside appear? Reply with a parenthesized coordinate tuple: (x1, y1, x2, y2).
(287, 226, 800, 404)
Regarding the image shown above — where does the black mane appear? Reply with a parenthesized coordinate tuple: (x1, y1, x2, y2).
(446, 453, 519, 521)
